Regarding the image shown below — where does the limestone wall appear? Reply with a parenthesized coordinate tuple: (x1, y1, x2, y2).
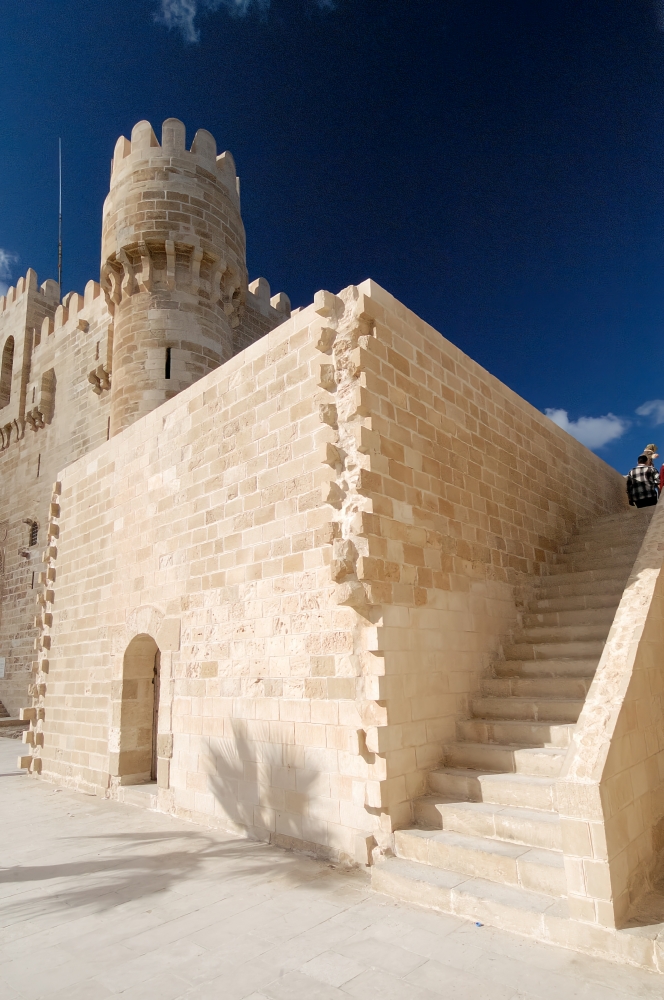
(0, 269, 287, 719)
(331, 281, 627, 837)
(31, 279, 626, 862)
(0, 273, 112, 715)
(36, 294, 379, 861)
(558, 504, 664, 929)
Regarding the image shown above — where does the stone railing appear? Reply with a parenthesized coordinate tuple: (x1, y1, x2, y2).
(557, 502, 664, 928)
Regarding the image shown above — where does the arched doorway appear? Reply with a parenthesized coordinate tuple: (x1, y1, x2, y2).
(119, 634, 161, 783)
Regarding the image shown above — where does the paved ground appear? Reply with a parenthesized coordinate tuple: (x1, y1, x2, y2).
(0, 739, 662, 1000)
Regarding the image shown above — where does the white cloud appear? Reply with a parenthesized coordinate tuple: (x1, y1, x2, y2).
(545, 408, 629, 450)
(636, 399, 664, 426)
(158, 0, 199, 43)
(156, 0, 334, 43)
(656, 0, 664, 31)
(0, 248, 18, 297)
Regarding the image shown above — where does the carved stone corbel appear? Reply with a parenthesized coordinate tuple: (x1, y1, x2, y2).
(88, 364, 111, 395)
(190, 248, 203, 295)
(101, 261, 122, 312)
(25, 408, 44, 431)
(221, 265, 244, 329)
(137, 242, 153, 293)
(165, 240, 176, 291)
(209, 256, 226, 305)
(117, 249, 136, 298)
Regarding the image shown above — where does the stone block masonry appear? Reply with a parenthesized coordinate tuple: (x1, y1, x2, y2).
(30, 277, 625, 867)
(5, 116, 663, 966)
(0, 118, 290, 718)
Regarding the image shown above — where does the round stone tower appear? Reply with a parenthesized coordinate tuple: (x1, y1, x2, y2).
(101, 118, 247, 436)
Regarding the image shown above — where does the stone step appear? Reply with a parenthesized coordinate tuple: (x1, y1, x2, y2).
(394, 828, 566, 896)
(549, 554, 636, 575)
(516, 623, 609, 644)
(429, 766, 560, 806)
(0, 717, 28, 731)
(540, 564, 631, 587)
(541, 553, 636, 581)
(457, 718, 574, 748)
(522, 607, 615, 629)
(428, 765, 486, 800)
(372, 858, 572, 946)
(470, 696, 583, 724)
(503, 640, 604, 661)
(561, 532, 644, 553)
(482, 676, 592, 699)
(529, 592, 621, 613)
(118, 782, 158, 810)
(372, 856, 664, 971)
(572, 519, 650, 550)
(494, 658, 597, 679)
(414, 798, 562, 851)
(443, 742, 566, 775)
(578, 508, 653, 531)
(478, 770, 560, 808)
(555, 540, 642, 561)
(534, 577, 629, 600)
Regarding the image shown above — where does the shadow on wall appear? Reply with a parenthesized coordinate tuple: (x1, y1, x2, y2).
(202, 719, 337, 858)
(626, 869, 664, 928)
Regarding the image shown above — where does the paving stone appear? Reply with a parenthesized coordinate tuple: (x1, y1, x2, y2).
(341, 967, 443, 999)
(333, 937, 428, 977)
(298, 951, 368, 988)
(261, 970, 352, 999)
(405, 959, 518, 999)
(1, 739, 663, 1000)
(0, 981, 21, 1000)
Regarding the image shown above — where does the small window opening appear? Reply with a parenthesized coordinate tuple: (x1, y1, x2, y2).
(165, 347, 172, 380)
(0, 336, 14, 408)
(31, 571, 35, 589)
(29, 523, 38, 547)
(95, 342, 100, 361)
(32, 387, 36, 403)
(36, 453, 41, 478)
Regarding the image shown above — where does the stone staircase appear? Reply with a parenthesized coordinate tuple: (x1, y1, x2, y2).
(0, 699, 29, 739)
(373, 507, 655, 939)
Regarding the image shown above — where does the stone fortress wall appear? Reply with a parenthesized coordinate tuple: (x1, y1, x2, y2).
(7, 117, 664, 952)
(0, 119, 290, 717)
(26, 277, 625, 865)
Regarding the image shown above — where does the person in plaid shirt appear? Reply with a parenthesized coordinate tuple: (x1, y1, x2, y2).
(626, 455, 659, 508)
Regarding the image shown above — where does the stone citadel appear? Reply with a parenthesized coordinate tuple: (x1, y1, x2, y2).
(1, 118, 664, 971)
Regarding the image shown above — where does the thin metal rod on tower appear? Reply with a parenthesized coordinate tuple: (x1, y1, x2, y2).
(58, 138, 62, 299)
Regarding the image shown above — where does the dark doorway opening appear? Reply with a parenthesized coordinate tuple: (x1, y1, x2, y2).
(151, 649, 161, 781)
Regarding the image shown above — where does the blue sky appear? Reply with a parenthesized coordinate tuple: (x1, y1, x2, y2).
(2, 0, 664, 474)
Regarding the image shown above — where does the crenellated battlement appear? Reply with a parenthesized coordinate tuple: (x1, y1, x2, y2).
(1, 118, 290, 452)
(110, 118, 240, 207)
(101, 117, 254, 435)
(0, 117, 291, 456)
(0, 269, 59, 319)
(0, 114, 291, 735)
(102, 118, 246, 322)
(0, 273, 110, 451)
